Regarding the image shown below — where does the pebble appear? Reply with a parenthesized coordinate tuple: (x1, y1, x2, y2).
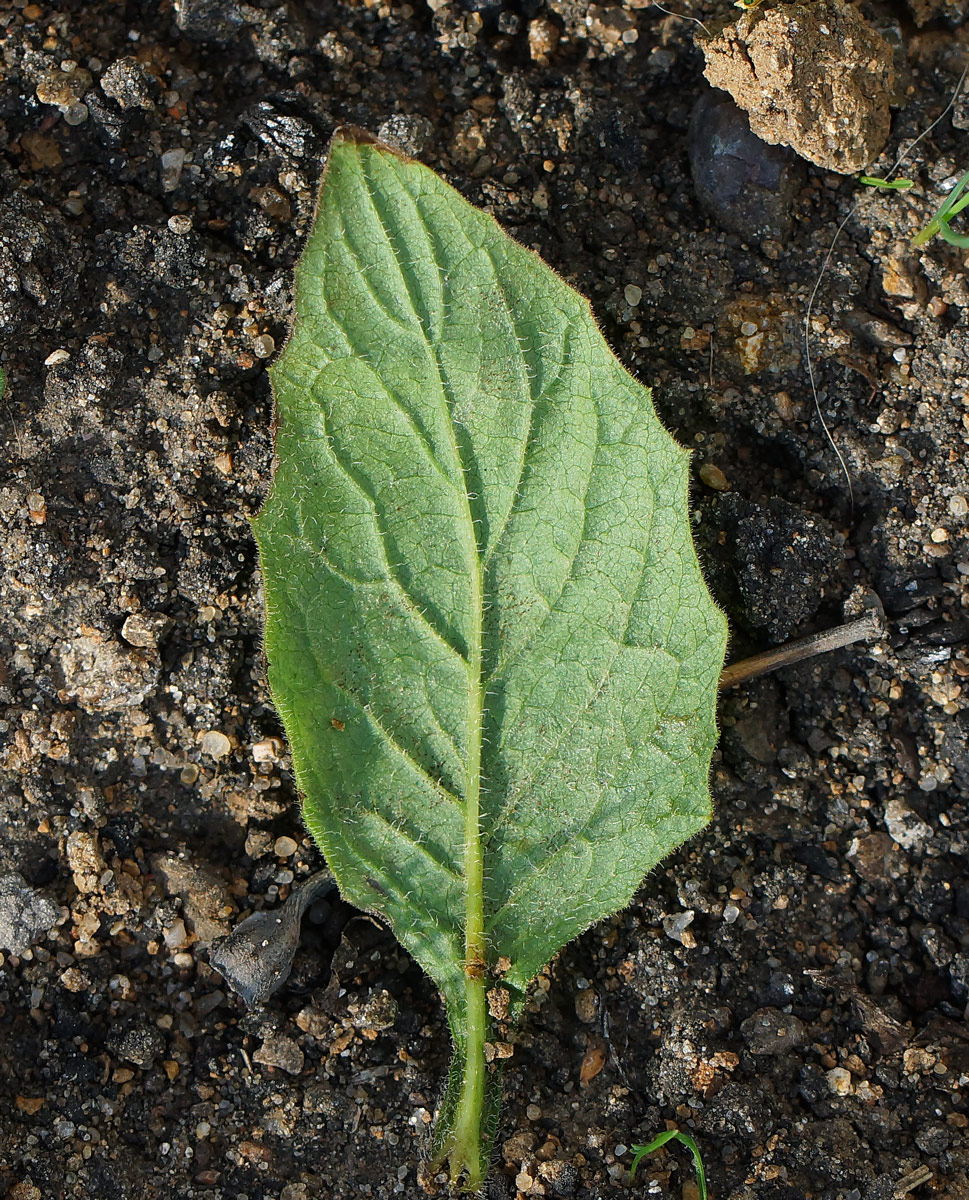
(527, 16, 559, 65)
(0, 872, 62, 955)
(825, 1066, 852, 1095)
(274, 836, 298, 858)
(163, 918, 190, 950)
(121, 611, 169, 649)
(36, 65, 93, 108)
(624, 283, 643, 307)
(160, 148, 186, 192)
(377, 114, 434, 158)
(699, 463, 729, 491)
(253, 1032, 304, 1075)
(741, 1007, 806, 1054)
(689, 87, 802, 240)
(662, 910, 696, 946)
(200, 730, 232, 759)
(251, 737, 282, 763)
(100, 56, 158, 110)
(168, 214, 193, 235)
(25, 492, 46, 524)
(110, 1024, 166, 1068)
(883, 798, 931, 851)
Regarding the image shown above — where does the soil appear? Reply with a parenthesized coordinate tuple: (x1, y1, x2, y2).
(1, 2, 968, 1200)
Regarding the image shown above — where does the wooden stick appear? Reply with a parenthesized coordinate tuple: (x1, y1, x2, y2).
(719, 612, 882, 691)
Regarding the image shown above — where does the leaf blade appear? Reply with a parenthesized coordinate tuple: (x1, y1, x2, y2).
(253, 129, 727, 1183)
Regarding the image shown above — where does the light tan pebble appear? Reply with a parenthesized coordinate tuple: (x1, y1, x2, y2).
(25, 493, 46, 524)
(949, 495, 968, 517)
(200, 730, 232, 759)
(826, 1066, 852, 1095)
(527, 16, 559, 64)
(252, 737, 283, 763)
(273, 836, 298, 858)
(624, 283, 643, 307)
(59, 966, 91, 992)
(699, 463, 729, 491)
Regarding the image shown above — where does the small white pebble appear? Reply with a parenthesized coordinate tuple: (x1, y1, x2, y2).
(931, 527, 948, 543)
(168, 214, 192, 235)
(949, 494, 968, 517)
(200, 730, 232, 759)
(251, 737, 281, 763)
(826, 1066, 852, 1095)
(45, 348, 71, 367)
(722, 902, 740, 924)
(163, 919, 189, 950)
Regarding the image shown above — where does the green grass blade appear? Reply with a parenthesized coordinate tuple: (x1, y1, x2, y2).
(630, 1130, 708, 1200)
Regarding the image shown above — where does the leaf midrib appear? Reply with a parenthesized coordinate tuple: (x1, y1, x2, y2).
(356, 149, 487, 981)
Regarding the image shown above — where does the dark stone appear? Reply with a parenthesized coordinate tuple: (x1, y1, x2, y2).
(108, 1023, 166, 1068)
(741, 1007, 807, 1055)
(689, 87, 804, 241)
(174, 0, 244, 42)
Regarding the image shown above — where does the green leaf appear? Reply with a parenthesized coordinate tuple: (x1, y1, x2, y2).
(857, 175, 913, 190)
(630, 1130, 708, 1199)
(252, 128, 727, 1190)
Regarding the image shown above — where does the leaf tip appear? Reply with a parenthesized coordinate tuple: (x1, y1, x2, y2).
(330, 123, 414, 164)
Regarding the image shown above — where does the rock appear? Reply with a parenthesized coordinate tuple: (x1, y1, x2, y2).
(36, 65, 93, 109)
(174, 0, 245, 41)
(240, 102, 321, 160)
(100, 57, 160, 110)
(883, 798, 931, 852)
(905, 0, 962, 26)
(741, 1007, 806, 1055)
(0, 872, 59, 955)
(120, 612, 171, 650)
(689, 87, 804, 241)
(847, 831, 898, 884)
(700, 0, 894, 173)
(200, 729, 232, 759)
(825, 1065, 852, 1095)
(253, 1031, 304, 1074)
(151, 853, 233, 945)
(376, 115, 434, 158)
(662, 909, 696, 947)
(65, 831, 107, 894)
(109, 1023, 166, 1068)
(57, 632, 159, 713)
